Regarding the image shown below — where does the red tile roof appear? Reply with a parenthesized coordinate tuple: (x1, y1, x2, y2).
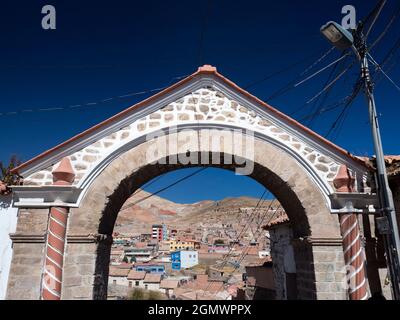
(127, 270, 146, 280)
(12, 65, 368, 175)
(114, 262, 133, 269)
(144, 273, 162, 283)
(109, 266, 130, 277)
(160, 280, 179, 289)
(263, 210, 289, 229)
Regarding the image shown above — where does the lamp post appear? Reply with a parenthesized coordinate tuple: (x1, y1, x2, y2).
(321, 21, 400, 300)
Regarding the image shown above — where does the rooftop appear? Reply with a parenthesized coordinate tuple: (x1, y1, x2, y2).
(160, 279, 179, 289)
(109, 266, 130, 277)
(127, 270, 146, 280)
(144, 273, 162, 283)
(263, 210, 290, 229)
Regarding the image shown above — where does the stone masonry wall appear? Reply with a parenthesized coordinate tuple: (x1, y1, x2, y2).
(312, 244, 347, 300)
(6, 243, 45, 299)
(6, 208, 49, 300)
(62, 242, 97, 300)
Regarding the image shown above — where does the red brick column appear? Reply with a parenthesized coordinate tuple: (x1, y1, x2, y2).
(333, 165, 369, 300)
(41, 158, 75, 300)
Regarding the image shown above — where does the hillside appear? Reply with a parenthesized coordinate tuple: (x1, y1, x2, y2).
(114, 190, 277, 237)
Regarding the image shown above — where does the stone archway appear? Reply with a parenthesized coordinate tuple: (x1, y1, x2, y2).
(59, 130, 346, 300)
(6, 65, 376, 300)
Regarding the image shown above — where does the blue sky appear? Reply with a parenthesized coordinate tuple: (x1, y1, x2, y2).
(0, 1, 399, 203)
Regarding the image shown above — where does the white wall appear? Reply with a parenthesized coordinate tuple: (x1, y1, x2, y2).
(180, 251, 199, 269)
(0, 195, 18, 300)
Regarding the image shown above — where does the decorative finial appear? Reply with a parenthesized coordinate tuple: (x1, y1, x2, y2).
(333, 165, 355, 192)
(52, 157, 75, 185)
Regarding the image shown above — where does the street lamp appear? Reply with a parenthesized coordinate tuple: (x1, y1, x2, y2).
(320, 21, 354, 50)
(321, 21, 400, 300)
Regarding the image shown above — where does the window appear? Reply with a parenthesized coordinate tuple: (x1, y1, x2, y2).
(135, 281, 139, 287)
(145, 284, 148, 290)
(113, 280, 117, 285)
(129, 281, 132, 288)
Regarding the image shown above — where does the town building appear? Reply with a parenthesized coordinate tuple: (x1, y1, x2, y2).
(108, 266, 131, 287)
(171, 251, 199, 270)
(152, 224, 167, 241)
(135, 264, 165, 274)
(160, 279, 180, 297)
(169, 239, 200, 252)
(127, 270, 146, 289)
(143, 273, 162, 291)
(124, 247, 154, 263)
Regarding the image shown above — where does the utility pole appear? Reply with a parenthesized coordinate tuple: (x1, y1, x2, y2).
(356, 30, 400, 300)
(320, 20, 400, 299)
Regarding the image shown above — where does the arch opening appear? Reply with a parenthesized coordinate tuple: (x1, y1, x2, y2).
(88, 153, 316, 300)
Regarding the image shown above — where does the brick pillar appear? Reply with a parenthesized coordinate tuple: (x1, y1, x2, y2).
(333, 165, 369, 300)
(41, 158, 75, 300)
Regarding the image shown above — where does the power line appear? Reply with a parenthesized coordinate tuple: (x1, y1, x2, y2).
(298, 95, 353, 122)
(305, 61, 356, 105)
(368, 4, 400, 51)
(0, 74, 189, 117)
(325, 79, 363, 139)
(210, 200, 284, 299)
(364, 0, 387, 38)
(263, 48, 342, 102)
(203, 193, 278, 296)
(288, 53, 352, 121)
(300, 47, 336, 76)
(121, 167, 208, 211)
(368, 53, 400, 93)
(264, 53, 350, 102)
(293, 53, 351, 88)
(120, 174, 167, 211)
(243, 50, 324, 90)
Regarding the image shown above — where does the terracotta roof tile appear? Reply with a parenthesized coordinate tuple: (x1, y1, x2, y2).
(160, 280, 179, 289)
(127, 270, 146, 280)
(144, 273, 162, 283)
(109, 266, 130, 277)
(263, 210, 289, 229)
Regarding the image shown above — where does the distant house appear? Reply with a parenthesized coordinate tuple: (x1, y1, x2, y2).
(108, 266, 130, 287)
(127, 270, 146, 289)
(171, 251, 199, 270)
(160, 279, 180, 297)
(181, 274, 225, 295)
(208, 244, 230, 254)
(158, 241, 172, 254)
(169, 239, 200, 252)
(143, 273, 162, 291)
(152, 224, 168, 241)
(124, 247, 154, 262)
(110, 249, 125, 263)
(135, 264, 165, 274)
